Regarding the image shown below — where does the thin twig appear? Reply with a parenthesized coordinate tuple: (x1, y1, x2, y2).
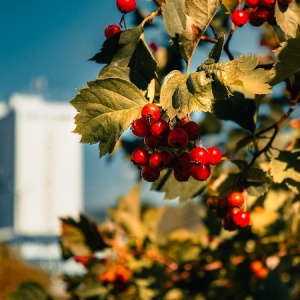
(210, 25, 219, 39)
(201, 35, 218, 43)
(224, 28, 235, 61)
(248, 91, 300, 168)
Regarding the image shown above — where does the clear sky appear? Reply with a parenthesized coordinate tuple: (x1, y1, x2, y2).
(0, 1, 265, 214)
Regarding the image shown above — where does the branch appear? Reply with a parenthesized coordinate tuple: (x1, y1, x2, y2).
(248, 91, 300, 168)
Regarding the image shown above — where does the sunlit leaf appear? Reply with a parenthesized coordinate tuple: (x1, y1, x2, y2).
(275, 1, 300, 39)
(70, 78, 147, 157)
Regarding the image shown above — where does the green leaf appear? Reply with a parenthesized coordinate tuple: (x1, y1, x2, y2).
(270, 38, 300, 86)
(160, 70, 216, 119)
(162, 0, 222, 63)
(90, 26, 158, 86)
(221, 0, 239, 12)
(231, 55, 272, 94)
(162, 0, 199, 62)
(90, 26, 143, 65)
(246, 167, 272, 197)
(70, 78, 147, 157)
(209, 33, 225, 62)
(99, 66, 149, 91)
(151, 169, 207, 203)
(270, 150, 300, 192)
(275, 1, 300, 39)
(213, 91, 256, 132)
(185, 0, 223, 37)
(8, 282, 50, 300)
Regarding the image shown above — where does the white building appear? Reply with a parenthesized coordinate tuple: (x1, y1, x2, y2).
(0, 93, 83, 236)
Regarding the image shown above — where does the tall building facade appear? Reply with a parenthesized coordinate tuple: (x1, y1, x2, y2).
(0, 93, 83, 236)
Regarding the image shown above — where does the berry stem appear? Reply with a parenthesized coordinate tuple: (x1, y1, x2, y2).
(224, 28, 235, 60)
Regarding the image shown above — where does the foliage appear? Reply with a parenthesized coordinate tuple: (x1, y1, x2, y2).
(57, 184, 300, 299)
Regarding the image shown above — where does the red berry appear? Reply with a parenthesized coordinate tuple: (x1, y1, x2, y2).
(144, 134, 164, 148)
(222, 218, 238, 231)
(173, 167, 191, 182)
(190, 164, 211, 181)
(277, 0, 293, 4)
(228, 207, 241, 219)
(260, 0, 275, 5)
(151, 119, 170, 138)
(207, 146, 222, 165)
(245, 0, 260, 7)
(215, 198, 229, 219)
(248, 10, 266, 26)
(189, 147, 209, 165)
(116, 0, 136, 13)
(182, 121, 200, 140)
(175, 151, 192, 171)
(233, 210, 251, 228)
(231, 10, 249, 27)
(149, 152, 167, 171)
(131, 118, 151, 137)
(161, 151, 176, 168)
(104, 24, 121, 38)
(141, 165, 160, 182)
(167, 128, 189, 149)
(228, 192, 244, 207)
(131, 148, 149, 166)
(141, 103, 161, 123)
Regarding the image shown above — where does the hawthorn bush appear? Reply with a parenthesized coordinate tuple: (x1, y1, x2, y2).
(12, 0, 297, 299)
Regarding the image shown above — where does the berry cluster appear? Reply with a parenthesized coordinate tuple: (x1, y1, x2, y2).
(104, 0, 137, 38)
(207, 191, 251, 231)
(130, 103, 223, 182)
(231, 0, 294, 28)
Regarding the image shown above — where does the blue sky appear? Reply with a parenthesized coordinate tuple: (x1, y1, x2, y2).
(0, 1, 267, 213)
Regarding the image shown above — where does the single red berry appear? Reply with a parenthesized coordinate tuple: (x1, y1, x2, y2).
(104, 24, 121, 38)
(190, 164, 211, 181)
(161, 151, 176, 168)
(141, 103, 161, 123)
(256, 6, 271, 21)
(215, 198, 229, 219)
(233, 210, 251, 228)
(222, 218, 238, 231)
(151, 119, 170, 138)
(248, 10, 266, 26)
(149, 152, 167, 171)
(144, 134, 165, 148)
(141, 165, 160, 182)
(228, 207, 241, 219)
(182, 121, 200, 140)
(207, 146, 222, 165)
(231, 10, 249, 27)
(228, 192, 244, 207)
(116, 0, 136, 13)
(173, 167, 191, 182)
(260, 0, 275, 5)
(189, 147, 209, 165)
(175, 151, 192, 171)
(131, 118, 151, 137)
(245, 0, 260, 7)
(277, 0, 293, 4)
(167, 128, 189, 149)
(131, 148, 149, 166)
